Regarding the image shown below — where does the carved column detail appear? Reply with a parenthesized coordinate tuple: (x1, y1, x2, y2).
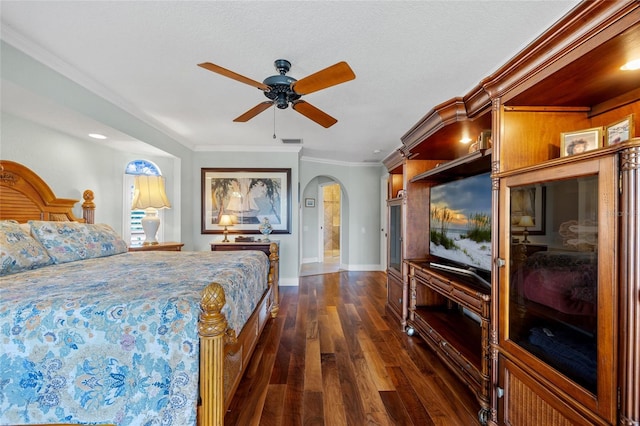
(488, 96, 502, 426)
(618, 146, 639, 426)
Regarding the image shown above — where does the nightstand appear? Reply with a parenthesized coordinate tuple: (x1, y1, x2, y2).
(129, 242, 184, 252)
(210, 240, 277, 256)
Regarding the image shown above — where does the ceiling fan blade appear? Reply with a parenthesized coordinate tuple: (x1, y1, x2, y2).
(198, 62, 270, 91)
(233, 101, 274, 122)
(291, 61, 356, 95)
(292, 100, 338, 128)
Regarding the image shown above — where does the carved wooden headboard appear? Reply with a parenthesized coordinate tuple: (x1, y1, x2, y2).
(0, 160, 95, 223)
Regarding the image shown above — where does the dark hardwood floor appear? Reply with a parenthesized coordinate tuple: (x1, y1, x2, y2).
(225, 271, 481, 425)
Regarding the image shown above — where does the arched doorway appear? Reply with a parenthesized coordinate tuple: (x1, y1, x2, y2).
(320, 182, 341, 262)
(300, 177, 344, 276)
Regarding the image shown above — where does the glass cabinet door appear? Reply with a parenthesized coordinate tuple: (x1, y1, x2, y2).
(388, 201, 402, 274)
(500, 156, 617, 421)
(509, 175, 599, 392)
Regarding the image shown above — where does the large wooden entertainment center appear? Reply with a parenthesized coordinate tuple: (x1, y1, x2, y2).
(384, 2, 640, 425)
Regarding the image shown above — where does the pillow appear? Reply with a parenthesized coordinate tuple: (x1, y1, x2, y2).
(18, 222, 32, 235)
(29, 221, 128, 264)
(0, 220, 53, 276)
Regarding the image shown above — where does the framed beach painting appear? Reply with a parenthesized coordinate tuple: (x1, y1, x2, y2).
(201, 168, 291, 234)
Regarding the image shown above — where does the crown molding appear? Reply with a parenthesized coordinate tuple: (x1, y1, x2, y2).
(300, 155, 382, 168)
(193, 144, 302, 153)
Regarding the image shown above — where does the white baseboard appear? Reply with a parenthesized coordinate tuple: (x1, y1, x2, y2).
(301, 257, 319, 264)
(279, 276, 300, 286)
(341, 264, 384, 272)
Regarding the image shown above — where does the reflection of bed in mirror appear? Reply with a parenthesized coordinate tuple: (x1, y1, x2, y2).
(0, 160, 279, 425)
(511, 248, 598, 391)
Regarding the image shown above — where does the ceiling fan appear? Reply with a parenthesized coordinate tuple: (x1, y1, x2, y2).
(198, 59, 355, 128)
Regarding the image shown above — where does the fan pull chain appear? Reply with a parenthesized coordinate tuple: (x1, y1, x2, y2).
(273, 105, 277, 139)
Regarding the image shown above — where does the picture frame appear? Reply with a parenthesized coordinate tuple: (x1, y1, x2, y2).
(201, 168, 291, 234)
(479, 129, 492, 150)
(560, 127, 603, 156)
(305, 198, 316, 208)
(605, 114, 634, 146)
(511, 185, 546, 235)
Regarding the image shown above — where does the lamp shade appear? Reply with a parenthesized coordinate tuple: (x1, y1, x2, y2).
(218, 214, 233, 226)
(517, 215, 535, 228)
(132, 175, 171, 210)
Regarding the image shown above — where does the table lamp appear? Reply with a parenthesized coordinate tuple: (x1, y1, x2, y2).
(219, 214, 233, 242)
(517, 215, 535, 244)
(132, 175, 171, 245)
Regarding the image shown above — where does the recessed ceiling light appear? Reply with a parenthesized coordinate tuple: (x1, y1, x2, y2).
(620, 58, 640, 71)
(373, 149, 381, 154)
(88, 133, 107, 140)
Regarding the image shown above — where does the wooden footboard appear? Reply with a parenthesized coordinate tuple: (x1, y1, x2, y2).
(198, 243, 279, 426)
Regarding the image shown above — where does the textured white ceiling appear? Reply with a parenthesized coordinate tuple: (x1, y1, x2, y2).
(1, 1, 580, 163)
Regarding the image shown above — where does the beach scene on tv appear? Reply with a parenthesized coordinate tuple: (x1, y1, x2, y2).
(429, 173, 492, 272)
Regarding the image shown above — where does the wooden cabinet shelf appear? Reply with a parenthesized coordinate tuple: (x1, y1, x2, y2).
(413, 306, 482, 370)
(406, 260, 491, 423)
(410, 148, 492, 183)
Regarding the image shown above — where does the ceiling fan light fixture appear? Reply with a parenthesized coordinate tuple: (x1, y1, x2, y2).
(276, 92, 289, 109)
(199, 58, 355, 127)
(274, 59, 292, 75)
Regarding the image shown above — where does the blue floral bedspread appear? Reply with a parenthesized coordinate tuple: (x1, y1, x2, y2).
(0, 250, 269, 425)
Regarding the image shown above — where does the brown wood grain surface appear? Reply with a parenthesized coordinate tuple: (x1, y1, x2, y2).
(225, 271, 479, 425)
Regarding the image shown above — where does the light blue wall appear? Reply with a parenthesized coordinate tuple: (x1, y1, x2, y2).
(191, 150, 300, 285)
(1, 41, 192, 246)
(1, 112, 180, 241)
(1, 40, 388, 285)
(300, 159, 385, 271)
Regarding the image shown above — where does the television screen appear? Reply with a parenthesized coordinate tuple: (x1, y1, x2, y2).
(429, 172, 492, 275)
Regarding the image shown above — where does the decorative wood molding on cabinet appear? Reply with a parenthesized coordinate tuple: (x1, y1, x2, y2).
(385, 3, 640, 425)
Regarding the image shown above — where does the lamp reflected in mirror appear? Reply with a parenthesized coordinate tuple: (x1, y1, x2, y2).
(517, 215, 535, 244)
(219, 214, 234, 242)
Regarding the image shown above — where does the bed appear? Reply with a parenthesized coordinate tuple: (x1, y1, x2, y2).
(511, 249, 597, 391)
(0, 160, 279, 425)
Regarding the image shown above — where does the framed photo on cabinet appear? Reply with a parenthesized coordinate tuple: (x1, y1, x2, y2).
(605, 114, 634, 146)
(560, 127, 603, 156)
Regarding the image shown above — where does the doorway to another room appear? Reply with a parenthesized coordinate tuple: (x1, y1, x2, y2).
(300, 182, 342, 276)
(321, 182, 340, 263)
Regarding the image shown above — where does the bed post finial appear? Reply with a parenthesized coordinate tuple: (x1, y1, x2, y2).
(269, 242, 280, 318)
(199, 282, 228, 426)
(82, 190, 95, 224)
(199, 282, 227, 337)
